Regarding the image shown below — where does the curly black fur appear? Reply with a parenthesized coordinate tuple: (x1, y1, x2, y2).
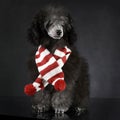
(27, 5, 89, 114)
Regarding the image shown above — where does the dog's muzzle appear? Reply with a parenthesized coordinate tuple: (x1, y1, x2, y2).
(47, 25, 63, 39)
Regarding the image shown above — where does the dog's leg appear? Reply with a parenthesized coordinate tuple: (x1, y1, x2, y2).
(31, 86, 52, 113)
(73, 57, 89, 116)
(51, 85, 74, 114)
(74, 96, 89, 116)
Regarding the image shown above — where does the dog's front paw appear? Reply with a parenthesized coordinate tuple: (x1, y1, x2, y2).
(32, 104, 49, 114)
(52, 91, 72, 114)
(37, 105, 47, 113)
(55, 108, 69, 114)
(75, 107, 87, 116)
(52, 99, 69, 114)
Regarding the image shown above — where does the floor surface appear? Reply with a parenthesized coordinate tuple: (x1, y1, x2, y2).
(0, 96, 120, 120)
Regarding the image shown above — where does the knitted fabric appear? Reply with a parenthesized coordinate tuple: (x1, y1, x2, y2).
(24, 45, 71, 96)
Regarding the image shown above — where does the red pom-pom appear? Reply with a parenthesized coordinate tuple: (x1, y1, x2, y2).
(24, 84, 36, 96)
(54, 80, 66, 91)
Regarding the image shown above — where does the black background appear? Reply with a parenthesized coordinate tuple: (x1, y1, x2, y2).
(0, 0, 120, 98)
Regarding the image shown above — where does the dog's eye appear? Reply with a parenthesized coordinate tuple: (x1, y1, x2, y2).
(46, 20, 53, 29)
(48, 20, 53, 25)
(61, 21, 65, 26)
(61, 24, 64, 27)
(46, 23, 49, 29)
(49, 21, 53, 26)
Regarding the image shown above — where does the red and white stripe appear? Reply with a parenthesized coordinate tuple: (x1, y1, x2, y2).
(32, 45, 71, 92)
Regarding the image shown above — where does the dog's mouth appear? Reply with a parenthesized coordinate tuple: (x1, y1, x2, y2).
(52, 35, 62, 39)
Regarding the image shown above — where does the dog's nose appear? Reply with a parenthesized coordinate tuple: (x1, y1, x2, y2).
(56, 30, 62, 36)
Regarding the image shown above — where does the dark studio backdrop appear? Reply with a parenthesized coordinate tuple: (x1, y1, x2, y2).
(0, 0, 120, 98)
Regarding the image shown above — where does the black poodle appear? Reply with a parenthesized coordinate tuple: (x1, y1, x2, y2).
(27, 5, 89, 114)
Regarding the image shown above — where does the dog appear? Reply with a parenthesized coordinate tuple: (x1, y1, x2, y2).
(27, 5, 89, 114)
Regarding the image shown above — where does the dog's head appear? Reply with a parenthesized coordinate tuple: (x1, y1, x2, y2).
(28, 6, 77, 46)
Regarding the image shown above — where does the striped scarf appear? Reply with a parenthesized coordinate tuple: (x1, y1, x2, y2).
(24, 45, 71, 96)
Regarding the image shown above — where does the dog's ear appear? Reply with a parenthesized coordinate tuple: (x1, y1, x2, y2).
(66, 14, 73, 30)
(65, 14, 77, 45)
(67, 26, 77, 45)
(27, 10, 46, 46)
